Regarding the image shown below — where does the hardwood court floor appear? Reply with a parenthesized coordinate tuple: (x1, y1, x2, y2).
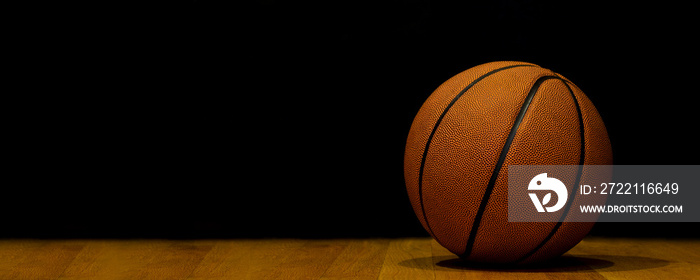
(0, 237, 698, 279)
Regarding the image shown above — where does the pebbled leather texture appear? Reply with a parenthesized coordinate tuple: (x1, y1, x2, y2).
(404, 61, 612, 264)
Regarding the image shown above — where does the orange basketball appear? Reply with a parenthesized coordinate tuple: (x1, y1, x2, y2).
(404, 61, 612, 264)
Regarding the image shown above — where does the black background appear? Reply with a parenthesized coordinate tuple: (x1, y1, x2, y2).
(5, 1, 698, 238)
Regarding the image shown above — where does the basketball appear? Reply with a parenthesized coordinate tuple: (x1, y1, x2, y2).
(404, 61, 613, 264)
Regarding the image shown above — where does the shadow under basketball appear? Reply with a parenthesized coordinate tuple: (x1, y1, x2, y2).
(399, 254, 670, 273)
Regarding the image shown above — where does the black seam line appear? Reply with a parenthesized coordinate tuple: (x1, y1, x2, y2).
(460, 75, 559, 259)
(417, 64, 536, 239)
(514, 79, 587, 264)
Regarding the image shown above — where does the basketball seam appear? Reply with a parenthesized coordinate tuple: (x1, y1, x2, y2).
(460, 75, 559, 259)
(417, 64, 536, 241)
(513, 79, 587, 263)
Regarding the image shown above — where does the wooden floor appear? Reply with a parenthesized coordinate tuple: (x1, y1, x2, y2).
(0, 237, 698, 279)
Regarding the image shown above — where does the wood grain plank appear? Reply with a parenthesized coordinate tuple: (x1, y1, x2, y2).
(569, 237, 700, 280)
(2, 240, 84, 280)
(0, 240, 49, 278)
(319, 239, 390, 280)
(59, 240, 110, 279)
(256, 240, 347, 280)
(377, 237, 434, 280)
(187, 239, 262, 279)
(189, 239, 307, 280)
(58, 240, 211, 280)
(0, 237, 698, 280)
